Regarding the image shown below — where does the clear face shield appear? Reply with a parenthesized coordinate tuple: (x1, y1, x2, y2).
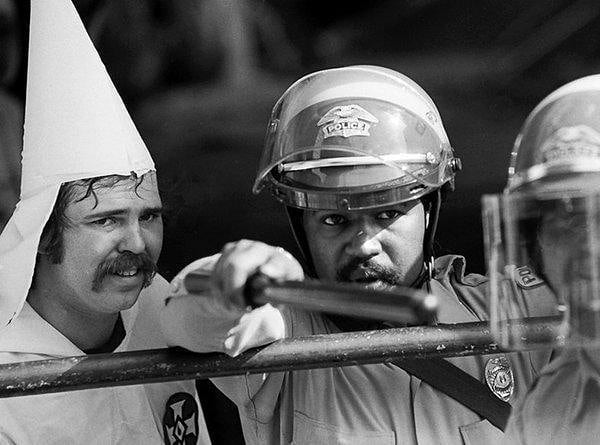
(253, 66, 458, 211)
(484, 80, 600, 348)
(483, 181, 600, 348)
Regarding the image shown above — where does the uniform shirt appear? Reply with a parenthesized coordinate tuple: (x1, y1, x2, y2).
(0, 275, 211, 445)
(505, 346, 600, 444)
(165, 255, 554, 445)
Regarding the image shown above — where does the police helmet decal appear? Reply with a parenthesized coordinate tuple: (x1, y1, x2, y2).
(539, 125, 600, 165)
(317, 104, 379, 139)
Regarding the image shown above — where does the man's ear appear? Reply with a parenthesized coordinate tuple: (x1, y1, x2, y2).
(37, 245, 48, 256)
(37, 234, 51, 256)
(37, 231, 59, 261)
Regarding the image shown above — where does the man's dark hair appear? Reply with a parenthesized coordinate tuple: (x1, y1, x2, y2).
(39, 173, 145, 264)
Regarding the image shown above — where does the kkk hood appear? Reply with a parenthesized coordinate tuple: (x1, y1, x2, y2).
(0, 0, 155, 329)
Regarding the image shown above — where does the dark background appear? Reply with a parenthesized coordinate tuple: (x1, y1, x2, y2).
(1, 1, 599, 443)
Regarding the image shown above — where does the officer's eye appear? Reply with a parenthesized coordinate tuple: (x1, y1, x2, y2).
(376, 210, 402, 220)
(321, 214, 347, 226)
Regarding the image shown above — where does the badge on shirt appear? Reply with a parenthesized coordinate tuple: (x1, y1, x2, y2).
(163, 392, 199, 445)
(485, 357, 514, 402)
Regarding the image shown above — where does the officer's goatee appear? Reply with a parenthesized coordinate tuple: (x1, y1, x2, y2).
(336, 258, 403, 287)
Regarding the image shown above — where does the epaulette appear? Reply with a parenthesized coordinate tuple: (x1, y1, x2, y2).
(514, 265, 544, 289)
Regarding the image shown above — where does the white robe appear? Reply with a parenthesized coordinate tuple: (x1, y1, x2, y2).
(0, 275, 211, 445)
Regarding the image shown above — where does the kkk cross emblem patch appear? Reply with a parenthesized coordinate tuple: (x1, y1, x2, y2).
(317, 104, 379, 139)
(485, 356, 514, 402)
(163, 392, 199, 445)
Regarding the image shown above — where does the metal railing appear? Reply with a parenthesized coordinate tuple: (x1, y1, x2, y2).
(0, 317, 559, 398)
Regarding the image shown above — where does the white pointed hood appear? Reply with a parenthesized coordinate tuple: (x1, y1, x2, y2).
(0, 0, 155, 329)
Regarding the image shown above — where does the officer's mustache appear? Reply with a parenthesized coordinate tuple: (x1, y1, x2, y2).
(92, 251, 157, 291)
(336, 257, 403, 286)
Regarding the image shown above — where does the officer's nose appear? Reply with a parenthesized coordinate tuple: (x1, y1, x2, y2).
(344, 224, 382, 260)
(118, 222, 146, 254)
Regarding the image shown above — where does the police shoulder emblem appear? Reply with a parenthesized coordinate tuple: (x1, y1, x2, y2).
(514, 266, 544, 289)
(163, 392, 199, 445)
(485, 356, 514, 402)
(317, 104, 379, 139)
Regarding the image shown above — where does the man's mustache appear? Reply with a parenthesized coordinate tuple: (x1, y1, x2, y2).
(92, 252, 157, 291)
(336, 257, 403, 286)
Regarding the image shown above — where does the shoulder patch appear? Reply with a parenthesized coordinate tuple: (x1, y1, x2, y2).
(514, 266, 544, 289)
(163, 392, 199, 444)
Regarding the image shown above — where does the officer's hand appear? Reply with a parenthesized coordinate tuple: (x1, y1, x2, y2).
(161, 290, 285, 357)
(212, 239, 304, 308)
(161, 250, 294, 357)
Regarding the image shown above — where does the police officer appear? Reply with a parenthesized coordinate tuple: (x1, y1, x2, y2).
(484, 74, 600, 443)
(162, 66, 552, 445)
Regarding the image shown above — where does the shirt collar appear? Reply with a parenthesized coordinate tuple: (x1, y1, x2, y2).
(0, 303, 83, 357)
(0, 296, 141, 357)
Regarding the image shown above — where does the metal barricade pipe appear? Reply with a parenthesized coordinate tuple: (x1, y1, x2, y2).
(0, 317, 560, 398)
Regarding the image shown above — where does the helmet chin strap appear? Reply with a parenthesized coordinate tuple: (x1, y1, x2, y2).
(285, 206, 317, 277)
(411, 188, 441, 291)
(408, 259, 433, 292)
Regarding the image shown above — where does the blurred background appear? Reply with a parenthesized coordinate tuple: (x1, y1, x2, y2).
(1, 1, 599, 443)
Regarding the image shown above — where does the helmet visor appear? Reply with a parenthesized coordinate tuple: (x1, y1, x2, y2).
(255, 96, 453, 208)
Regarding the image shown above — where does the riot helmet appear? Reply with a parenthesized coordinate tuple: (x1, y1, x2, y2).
(483, 74, 600, 348)
(254, 66, 461, 282)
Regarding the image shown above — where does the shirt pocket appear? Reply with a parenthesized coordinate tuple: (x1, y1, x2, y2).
(292, 411, 395, 445)
(459, 419, 504, 445)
